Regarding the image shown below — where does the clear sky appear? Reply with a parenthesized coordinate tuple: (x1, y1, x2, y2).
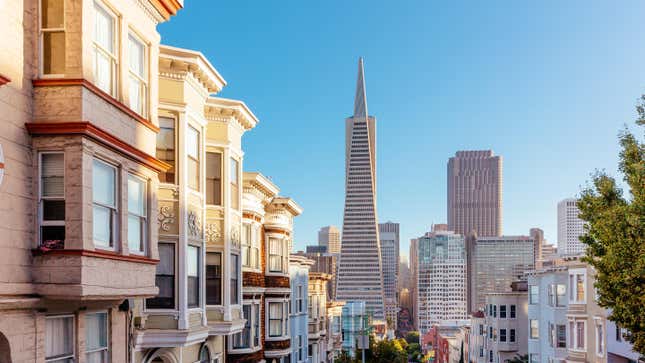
(159, 1, 644, 260)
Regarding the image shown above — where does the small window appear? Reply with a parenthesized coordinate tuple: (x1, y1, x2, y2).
(128, 33, 148, 117)
(269, 238, 284, 273)
(45, 315, 74, 363)
(198, 345, 210, 363)
(499, 328, 506, 342)
(253, 302, 260, 346)
(40, 0, 66, 75)
(230, 158, 239, 210)
(85, 312, 108, 363)
(268, 301, 284, 337)
(556, 284, 566, 307)
(242, 223, 251, 267)
(187, 245, 200, 308)
(206, 252, 222, 305)
(510, 329, 516, 343)
(557, 324, 567, 348)
(230, 254, 239, 305)
(251, 225, 260, 269)
(576, 321, 585, 349)
(205, 152, 222, 205)
(127, 174, 147, 254)
(576, 274, 585, 301)
(187, 126, 200, 190)
(40, 153, 65, 249)
(93, 1, 117, 95)
(530, 319, 539, 339)
(499, 305, 506, 319)
(93, 159, 117, 249)
(529, 285, 539, 304)
(510, 305, 516, 318)
(233, 304, 251, 349)
(146, 242, 175, 309)
(156, 116, 176, 184)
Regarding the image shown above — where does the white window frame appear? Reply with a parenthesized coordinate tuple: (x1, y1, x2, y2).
(530, 319, 539, 340)
(569, 268, 587, 304)
(568, 318, 586, 351)
(186, 125, 200, 191)
(595, 318, 604, 357)
(39, 0, 66, 77)
(127, 173, 147, 255)
(92, 1, 118, 96)
(39, 152, 65, 247)
(265, 298, 289, 340)
(92, 158, 118, 250)
(85, 311, 109, 363)
(127, 31, 148, 117)
(241, 223, 251, 268)
(529, 285, 539, 304)
(187, 244, 200, 309)
(45, 314, 75, 363)
(268, 236, 287, 274)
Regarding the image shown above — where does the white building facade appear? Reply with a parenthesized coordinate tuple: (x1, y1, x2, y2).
(379, 222, 400, 328)
(557, 198, 586, 256)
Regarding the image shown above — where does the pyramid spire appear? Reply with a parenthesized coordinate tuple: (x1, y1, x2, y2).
(353, 57, 368, 118)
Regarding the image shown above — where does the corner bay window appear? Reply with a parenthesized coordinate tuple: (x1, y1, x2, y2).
(93, 1, 116, 95)
(147, 242, 175, 309)
(93, 159, 117, 249)
(127, 174, 147, 254)
(187, 126, 200, 190)
(268, 237, 289, 273)
(85, 312, 108, 363)
(206, 252, 222, 305)
(205, 152, 222, 205)
(128, 33, 148, 116)
(40, 153, 65, 248)
(232, 302, 261, 350)
(45, 315, 74, 363)
(268, 300, 289, 338)
(187, 245, 200, 308)
(156, 116, 176, 183)
(40, 0, 66, 75)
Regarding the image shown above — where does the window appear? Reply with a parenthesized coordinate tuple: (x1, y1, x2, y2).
(40, 153, 65, 249)
(298, 336, 303, 361)
(230, 254, 239, 305)
(479, 324, 484, 335)
(93, 159, 117, 249)
(296, 285, 303, 313)
(253, 302, 260, 347)
(230, 158, 239, 210)
(268, 300, 288, 338)
(128, 33, 147, 116)
(576, 275, 585, 301)
(499, 305, 506, 319)
(529, 285, 539, 304)
(556, 284, 566, 307)
(479, 347, 484, 357)
(198, 345, 210, 363)
(595, 322, 604, 355)
(93, 2, 116, 95)
(242, 224, 251, 267)
(556, 325, 566, 348)
(40, 0, 65, 75)
(488, 326, 493, 339)
(493, 305, 497, 317)
(569, 321, 575, 348)
(251, 225, 260, 269)
(510, 329, 516, 343)
(499, 328, 506, 342)
(529, 354, 539, 363)
(206, 252, 222, 305)
(569, 270, 586, 303)
(308, 343, 313, 361)
(147, 242, 175, 309)
(205, 152, 222, 205)
(576, 321, 585, 349)
(488, 350, 493, 363)
(46, 316, 74, 363)
(510, 305, 516, 318)
(530, 319, 539, 339)
(85, 312, 108, 363)
(187, 126, 200, 190)
(233, 304, 251, 349)
(156, 116, 175, 183)
(187, 245, 200, 308)
(127, 174, 147, 254)
(269, 238, 284, 273)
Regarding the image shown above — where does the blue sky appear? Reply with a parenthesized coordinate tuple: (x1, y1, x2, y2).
(159, 1, 644, 260)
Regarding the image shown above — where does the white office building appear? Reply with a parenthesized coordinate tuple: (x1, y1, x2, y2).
(557, 198, 586, 256)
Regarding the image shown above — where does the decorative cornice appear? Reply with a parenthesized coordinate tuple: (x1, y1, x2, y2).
(31, 248, 159, 265)
(269, 196, 303, 217)
(25, 121, 171, 173)
(243, 172, 279, 198)
(0, 74, 10, 86)
(159, 45, 226, 94)
(148, 0, 183, 21)
(205, 97, 259, 131)
(32, 78, 160, 133)
(135, 0, 163, 24)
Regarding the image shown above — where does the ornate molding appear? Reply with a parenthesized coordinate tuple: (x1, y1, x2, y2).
(205, 223, 222, 243)
(230, 225, 240, 248)
(158, 205, 175, 232)
(188, 210, 202, 238)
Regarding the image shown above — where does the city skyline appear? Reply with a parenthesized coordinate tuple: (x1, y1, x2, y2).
(158, 1, 639, 259)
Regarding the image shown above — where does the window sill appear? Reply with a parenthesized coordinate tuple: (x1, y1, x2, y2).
(31, 248, 159, 264)
(228, 346, 262, 354)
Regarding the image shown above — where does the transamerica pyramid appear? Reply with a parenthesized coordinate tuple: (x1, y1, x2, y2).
(335, 58, 385, 321)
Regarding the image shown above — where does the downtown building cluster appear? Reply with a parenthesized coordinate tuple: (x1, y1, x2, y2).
(0, 1, 345, 363)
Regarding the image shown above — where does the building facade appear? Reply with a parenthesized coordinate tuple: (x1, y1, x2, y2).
(447, 150, 503, 238)
(318, 226, 341, 255)
(482, 288, 529, 363)
(557, 198, 586, 256)
(326, 301, 345, 362)
(308, 273, 331, 363)
(0, 1, 182, 363)
(289, 255, 313, 363)
(416, 231, 467, 335)
(341, 301, 370, 357)
(470, 235, 535, 312)
(336, 58, 385, 321)
(379, 222, 400, 329)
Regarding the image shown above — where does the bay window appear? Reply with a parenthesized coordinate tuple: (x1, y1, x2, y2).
(267, 300, 289, 338)
(187, 245, 200, 308)
(230, 254, 239, 305)
(205, 152, 222, 205)
(231, 301, 262, 351)
(128, 33, 147, 117)
(93, 159, 117, 249)
(127, 174, 147, 254)
(206, 252, 222, 305)
(569, 270, 586, 303)
(187, 126, 200, 190)
(85, 312, 108, 363)
(147, 242, 175, 309)
(40, 153, 65, 249)
(40, 0, 65, 75)
(230, 158, 239, 210)
(45, 315, 74, 363)
(156, 116, 176, 184)
(269, 237, 284, 273)
(93, 1, 116, 95)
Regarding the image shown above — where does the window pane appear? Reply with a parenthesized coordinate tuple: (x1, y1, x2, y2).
(85, 312, 107, 351)
(93, 160, 115, 206)
(206, 252, 222, 305)
(157, 243, 175, 275)
(127, 176, 145, 216)
(45, 316, 73, 359)
(128, 34, 144, 77)
(187, 246, 198, 276)
(94, 4, 114, 52)
(205, 152, 222, 205)
(41, 226, 65, 247)
(127, 215, 142, 252)
(42, 0, 64, 28)
(187, 127, 199, 159)
(157, 117, 176, 183)
(147, 243, 175, 309)
(187, 246, 199, 307)
(43, 31, 65, 75)
(230, 254, 239, 304)
(43, 200, 65, 221)
(94, 51, 112, 94)
(93, 205, 111, 246)
(230, 158, 239, 184)
(187, 276, 199, 308)
(42, 153, 64, 197)
(188, 158, 199, 190)
(128, 75, 142, 114)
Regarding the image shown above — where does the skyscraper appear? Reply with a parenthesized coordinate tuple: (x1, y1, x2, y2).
(447, 150, 503, 237)
(379, 222, 400, 327)
(557, 198, 586, 256)
(318, 225, 341, 254)
(336, 58, 385, 321)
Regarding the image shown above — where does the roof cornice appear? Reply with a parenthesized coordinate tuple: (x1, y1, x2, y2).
(159, 45, 226, 94)
(243, 172, 280, 198)
(148, 0, 183, 21)
(205, 97, 258, 130)
(270, 196, 303, 216)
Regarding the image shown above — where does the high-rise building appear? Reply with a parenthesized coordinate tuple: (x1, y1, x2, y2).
(336, 58, 385, 320)
(319, 225, 341, 254)
(416, 231, 467, 335)
(379, 222, 400, 327)
(410, 238, 419, 329)
(470, 234, 535, 312)
(557, 198, 586, 256)
(447, 150, 503, 237)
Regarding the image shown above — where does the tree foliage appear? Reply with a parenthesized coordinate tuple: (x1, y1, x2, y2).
(405, 331, 420, 344)
(577, 96, 645, 355)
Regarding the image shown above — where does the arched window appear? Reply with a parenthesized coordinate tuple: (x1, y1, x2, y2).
(198, 345, 210, 363)
(0, 332, 11, 363)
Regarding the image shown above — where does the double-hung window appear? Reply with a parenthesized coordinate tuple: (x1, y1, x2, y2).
(510, 329, 516, 342)
(205, 152, 222, 205)
(230, 158, 239, 210)
(596, 322, 604, 355)
(85, 312, 108, 363)
(510, 305, 516, 318)
(253, 302, 261, 347)
(187, 126, 200, 190)
(127, 174, 147, 254)
(251, 225, 260, 269)
(187, 245, 200, 308)
(576, 321, 585, 349)
(45, 315, 74, 363)
(499, 305, 506, 319)
(556, 284, 566, 307)
(556, 325, 567, 348)
(40, 153, 65, 249)
(230, 254, 239, 305)
(40, 0, 66, 75)
(242, 223, 251, 267)
(206, 252, 222, 305)
(529, 285, 539, 304)
(233, 304, 251, 349)
(93, 159, 117, 249)
(296, 286, 303, 313)
(569, 270, 586, 303)
(499, 328, 506, 342)
(530, 319, 539, 339)
(269, 238, 283, 273)
(93, 2, 116, 95)
(156, 116, 176, 184)
(128, 33, 147, 117)
(147, 242, 175, 309)
(268, 300, 288, 338)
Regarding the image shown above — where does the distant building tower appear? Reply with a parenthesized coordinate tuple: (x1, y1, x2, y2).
(557, 198, 586, 256)
(416, 231, 467, 335)
(447, 150, 503, 237)
(336, 58, 385, 321)
(379, 222, 400, 328)
(410, 238, 419, 329)
(318, 225, 341, 255)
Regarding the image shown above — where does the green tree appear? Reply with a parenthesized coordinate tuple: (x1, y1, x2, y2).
(405, 331, 420, 344)
(505, 354, 528, 363)
(577, 97, 644, 355)
(371, 338, 408, 363)
(335, 350, 356, 363)
(407, 342, 422, 363)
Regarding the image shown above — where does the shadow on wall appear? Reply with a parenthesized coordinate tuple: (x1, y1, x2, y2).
(0, 332, 10, 363)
